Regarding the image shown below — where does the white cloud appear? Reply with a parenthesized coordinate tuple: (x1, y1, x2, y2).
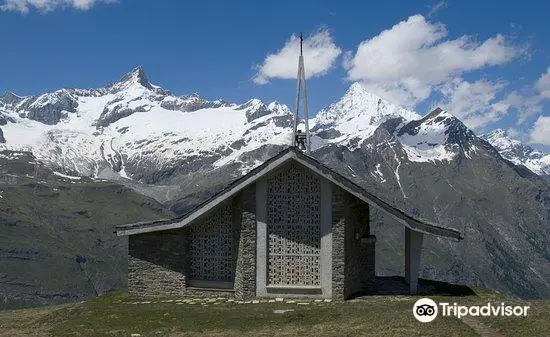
(345, 15, 519, 108)
(535, 67, 550, 99)
(1, 0, 116, 13)
(253, 28, 342, 85)
(496, 67, 550, 124)
(428, 1, 448, 18)
(507, 127, 520, 138)
(437, 77, 510, 128)
(529, 115, 550, 146)
(436, 68, 550, 129)
(503, 90, 543, 124)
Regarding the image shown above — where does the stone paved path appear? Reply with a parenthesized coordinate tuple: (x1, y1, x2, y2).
(121, 297, 333, 306)
(460, 316, 506, 337)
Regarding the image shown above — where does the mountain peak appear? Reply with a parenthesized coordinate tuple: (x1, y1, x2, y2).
(1, 91, 23, 99)
(426, 107, 443, 116)
(485, 128, 507, 139)
(109, 66, 153, 92)
(315, 82, 420, 129)
(235, 99, 264, 111)
(346, 81, 366, 94)
(482, 129, 550, 175)
(233, 99, 291, 123)
(181, 93, 201, 100)
(0, 91, 24, 105)
(423, 107, 457, 121)
(482, 129, 520, 148)
(267, 101, 291, 115)
(397, 107, 477, 159)
(341, 82, 380, 102)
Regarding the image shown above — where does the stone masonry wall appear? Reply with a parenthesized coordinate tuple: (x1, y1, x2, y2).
(332, 186, 376, 300)
(128, 229, 188, 297)
(356, 235, 376, 294)
(332, 187, 346, 300)
(234, 186, 257, 300)
(344, 197, 361, 296)
(344, 197, 375, 297)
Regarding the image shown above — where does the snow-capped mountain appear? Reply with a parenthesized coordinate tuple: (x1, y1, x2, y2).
(313, 82, 420, 146)
(396, 107, 480, 162)
(0, 67, 294, 181)
(482, 129, 550, 176)
(1, 66, 547, 186)
(0, 67, 479, 183)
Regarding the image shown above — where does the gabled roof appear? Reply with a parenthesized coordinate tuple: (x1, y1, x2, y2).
(116, 147, 463, 240)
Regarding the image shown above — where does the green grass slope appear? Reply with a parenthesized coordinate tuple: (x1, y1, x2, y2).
(0, 151, 172, 309)
(0, 290, 548, 337)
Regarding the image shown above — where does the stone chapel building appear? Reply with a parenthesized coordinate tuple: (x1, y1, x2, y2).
(116, 147, 462, 300)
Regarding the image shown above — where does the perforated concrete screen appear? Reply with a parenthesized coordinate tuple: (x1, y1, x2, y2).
(188, 204, 234, 282)
(267, 162, 321, 286)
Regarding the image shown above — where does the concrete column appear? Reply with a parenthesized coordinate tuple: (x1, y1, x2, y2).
(320, 180, 333, 298)
(405, 227, 423, 294)
(255, 180, 268, 297)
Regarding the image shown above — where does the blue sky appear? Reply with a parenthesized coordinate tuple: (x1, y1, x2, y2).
(1, 0, 549, 149)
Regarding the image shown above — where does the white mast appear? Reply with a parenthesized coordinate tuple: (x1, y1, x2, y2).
(292, 32, 311, 154)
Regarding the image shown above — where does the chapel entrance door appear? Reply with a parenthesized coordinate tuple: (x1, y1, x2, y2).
(266, 162, 321, 288)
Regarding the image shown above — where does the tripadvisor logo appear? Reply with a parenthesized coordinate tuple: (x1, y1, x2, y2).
(413, 298, 438, 322)
(413, 298, 530, 323)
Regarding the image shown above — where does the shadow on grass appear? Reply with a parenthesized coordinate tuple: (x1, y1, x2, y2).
(350, 276, 477, 299)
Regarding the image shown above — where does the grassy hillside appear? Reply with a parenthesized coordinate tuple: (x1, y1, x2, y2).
(0, 151, 173, 309)
(0, 290, 548, 337)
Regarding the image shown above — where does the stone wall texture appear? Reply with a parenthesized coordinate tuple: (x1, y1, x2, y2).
(128, 229, 188, 297)
(331, 187, 376, 300)
(344, 197, 375, 297)
(332, 187, 347, 300)
(234, 186, 257, 300)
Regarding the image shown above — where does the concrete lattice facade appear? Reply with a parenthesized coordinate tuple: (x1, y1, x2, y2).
(128, 161, 376, 300)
